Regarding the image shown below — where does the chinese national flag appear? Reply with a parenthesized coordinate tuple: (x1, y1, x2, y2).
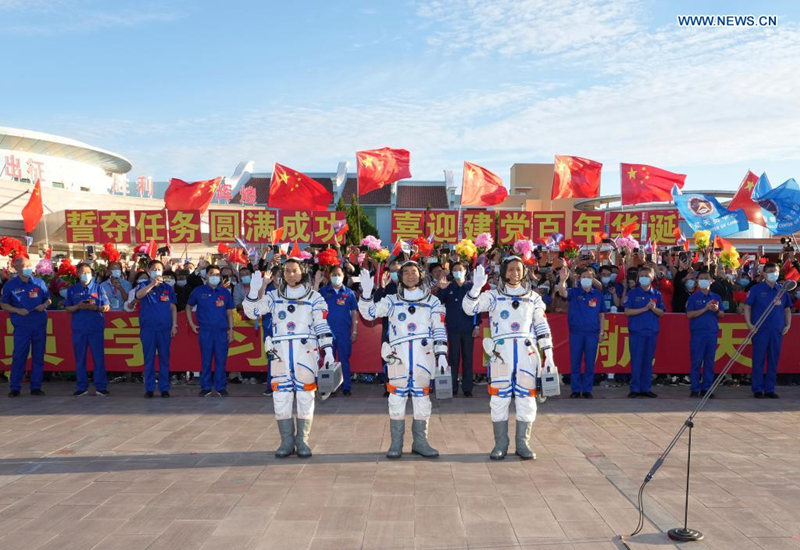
(551, 155, 602, 200)
(356, 147, 411, 196)
(461, 161, 508, 207)
(22, 179, 44, 233)
(620, 163, 686, 205)
(269, 163, 332, 211)
(714, 235, 734, 252)
(164, 177, 221, 213)
(728, 170, 765, 227)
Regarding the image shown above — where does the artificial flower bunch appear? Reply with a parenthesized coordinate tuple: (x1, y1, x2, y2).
(719, 246, 741, 270)
(0, 236, 27, 258)
(559, 238, 580, 259)
(475, 232, 493, 250)
(455, 239, 477, 261)
(694, 230, 711, 250)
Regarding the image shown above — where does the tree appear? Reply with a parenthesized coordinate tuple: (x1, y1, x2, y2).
(345, 194, 379, 246)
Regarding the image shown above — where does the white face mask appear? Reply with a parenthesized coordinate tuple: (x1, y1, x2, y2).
(330, 276, 343, 286)
(453, 271, 465, 281)
(580, 278, 592, 290)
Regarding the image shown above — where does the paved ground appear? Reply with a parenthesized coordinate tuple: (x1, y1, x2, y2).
(0, 381, 798, 550)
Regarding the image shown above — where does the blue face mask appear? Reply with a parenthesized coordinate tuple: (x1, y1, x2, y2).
(390, 272, 398, 283)
(610, 273, 618, 282)
(80, 273, 93, 284)
(241, 276, 251, 284)
(111, 269, 122, 278)
(686, 279, 696, 289)
(766, 272, 779, 283)
(22, 267, 34, 277)
(330, 276, 343, 286)
(739, 278, 749, 286)
(150, 270, 162, 279)
(698, 279, 711, 290)
(639, 276, 651, 286)
(580, 278, 593, 290)
(199, 269, 207, 278)
(601, 276, 611, 284)
(59, 288, 68, 299)
(453, 271, 465, 281)
(208, 275, 220, 286)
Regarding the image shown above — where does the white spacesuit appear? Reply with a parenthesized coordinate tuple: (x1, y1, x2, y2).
(242, 259, 334, 458)
(357, 262, 447, 459)
(462, 257, 555, 460)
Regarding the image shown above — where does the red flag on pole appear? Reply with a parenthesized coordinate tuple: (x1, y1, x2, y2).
(551, 155, 602, 200)
(164, 177, 221, 213)
(21, 179, 44, 233)
(356, 148, 411, 196)
(461, 161, 508, 206)
(271, 226, 285, 245)
(289, 242, 302, 258)
(620, 163, 686, 205)
(714, 235, 734, 252)
(728, 170, 766, 227)
(269, 164, 333, 211)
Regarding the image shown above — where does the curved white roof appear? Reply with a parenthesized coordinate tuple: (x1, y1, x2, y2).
(0, 126, 132, 174)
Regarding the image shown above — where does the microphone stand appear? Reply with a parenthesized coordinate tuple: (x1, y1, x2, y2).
(627, 279, 796, 542)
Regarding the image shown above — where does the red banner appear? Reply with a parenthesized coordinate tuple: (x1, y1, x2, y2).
(391, 210, 426, 243)
(5, 312, 797, 375)
(497, 211, 532, 244)
(460, 210, 496, 241)
(167, 210, 202, 244)
(310, 210, 347, 244)
(608, 211, 643, 240)
(570, 211, 605, 245)
(645, 209, 680, 245)
(65, 209, 98, 243)
(424, 210, 459, 243)
(531, 211, 567, 243)
(208, 210, 241, 243)
(280, 210, 314, 243)
(243, 209, 279, 244)
(134, 210, 168, 243)
(96, 210, 132, 243)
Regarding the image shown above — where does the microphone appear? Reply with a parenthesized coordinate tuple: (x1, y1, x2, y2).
(783, 280, 798, 292)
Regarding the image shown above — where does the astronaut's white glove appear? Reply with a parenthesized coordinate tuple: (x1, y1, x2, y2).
(437, 354, 449, 373)
(543, 347, 556, 374)
(323, 348, 334, 367)
(471, 264, 487, 294)
(359, 268, 374, 299)
(247, 270, 263, 300)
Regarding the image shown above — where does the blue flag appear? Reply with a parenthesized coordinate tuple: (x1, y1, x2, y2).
(750, 173, 800, 235)
(671, 186, 749, 237)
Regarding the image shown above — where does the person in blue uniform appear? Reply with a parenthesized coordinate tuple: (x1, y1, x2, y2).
(319, 264, 358, 395)
(744, 262, 793, 398)
(64, 263, 110, 396)
(624, 265, 665, 398)
(436, 261, 481, 397)
(0, 256, 51, 397)
(686, 270, 725, 397)
(136, 260, 178, 398)
(558, 266, 606, 398)
(100, 260, 131, 311)
(186, 265, 235, 397)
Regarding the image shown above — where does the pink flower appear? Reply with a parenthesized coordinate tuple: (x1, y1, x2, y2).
(299, 251, 312, 260)
(475, 232, 493, 249)
(614, 236, 640, 250)
(357, 252, 366, 264)
(360, 236, 383, 250)
(35, 258, 54, 276)
(513, 239, 534, 257)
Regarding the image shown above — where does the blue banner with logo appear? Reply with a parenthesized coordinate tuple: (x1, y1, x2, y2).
(671, 186, 749, 237)
(750, 173, 800, 235)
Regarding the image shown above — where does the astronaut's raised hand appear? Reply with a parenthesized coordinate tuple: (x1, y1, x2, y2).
(247, 271, 263, 300)
(543, 347, 556, 374)
(359, 268, 374, 299)
(437, 354, 449, 373)
(471, 264, 487, 292)
(323, 348, 335, 367)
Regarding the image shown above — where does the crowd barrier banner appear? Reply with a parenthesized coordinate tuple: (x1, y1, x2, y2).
(1, 312, 798, 374)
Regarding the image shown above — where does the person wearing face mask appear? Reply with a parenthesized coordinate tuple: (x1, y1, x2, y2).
(243, 259, 335, 458)
(0, 256, 51, 397)
(744, 262, 793, 398)
(319, 264, 358, 396)
(463, 257, 555, 461)
(100, 261, 131, 311)
(374, 260, 401, 397)
(232, 267, 252, 308)
(135, 260, 177, 397)
(624, 266, 665, 398)
(686, 270, 725, 397)
(173, 269, 192, 310)
(558, 266, 606, 399)
(186, 265, 235, 398)
(437, 262, 482, 397)
(64, 263, 111, 396)
(358, 260, 447, 459)
(598, 266, 621, 312)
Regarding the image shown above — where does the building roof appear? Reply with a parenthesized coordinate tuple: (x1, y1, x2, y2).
(339, 177, 392, 205)
(230, 174, 334, 206)
(396, 184, 449, 209)
(0, 126, 132, 173)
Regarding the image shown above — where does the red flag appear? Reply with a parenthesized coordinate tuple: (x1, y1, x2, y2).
(551, 155, 602, 200)
(289, 242, 302, 258)
(593, 231, 608, 244)
(461, 161, 508, 206)
(714, 235, 733, 252)
(269, 163, 332, 211)
(621, 221, 639, 237)
(620, 163, 686, 205)
(728, 170, 765, 227)
(271, 226, 285, 245)
(21, 179, 44, 233)
(356, 148, 411, 196)
(164, 177, 221, 213)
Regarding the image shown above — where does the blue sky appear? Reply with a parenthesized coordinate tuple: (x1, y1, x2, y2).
(3, 0, 799, 196)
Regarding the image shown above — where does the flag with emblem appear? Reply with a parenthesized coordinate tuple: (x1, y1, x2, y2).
(268, 163, 333, 211)
(461, 161, 508, 206)
(164, 177, 221, 213)
(21, 179, 44, 233)
(356, 147, 411, 196)
(728, 171, 765, 227)
(551, 155, 602, 200)
(750, 173, 800, 235)
(620, 163, 686, 205)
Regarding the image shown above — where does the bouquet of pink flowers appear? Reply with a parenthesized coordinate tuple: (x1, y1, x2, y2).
(475, 232, 493, 250)
(614, 236, 640, 251)
(513, 239, 534, 257)
(361, 235, 382, 251)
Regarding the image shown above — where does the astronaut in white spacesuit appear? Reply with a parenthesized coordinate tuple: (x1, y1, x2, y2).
(462, 256, 555, 460)
(358, 261, 447, 459)
(242, 258, 334, 458)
